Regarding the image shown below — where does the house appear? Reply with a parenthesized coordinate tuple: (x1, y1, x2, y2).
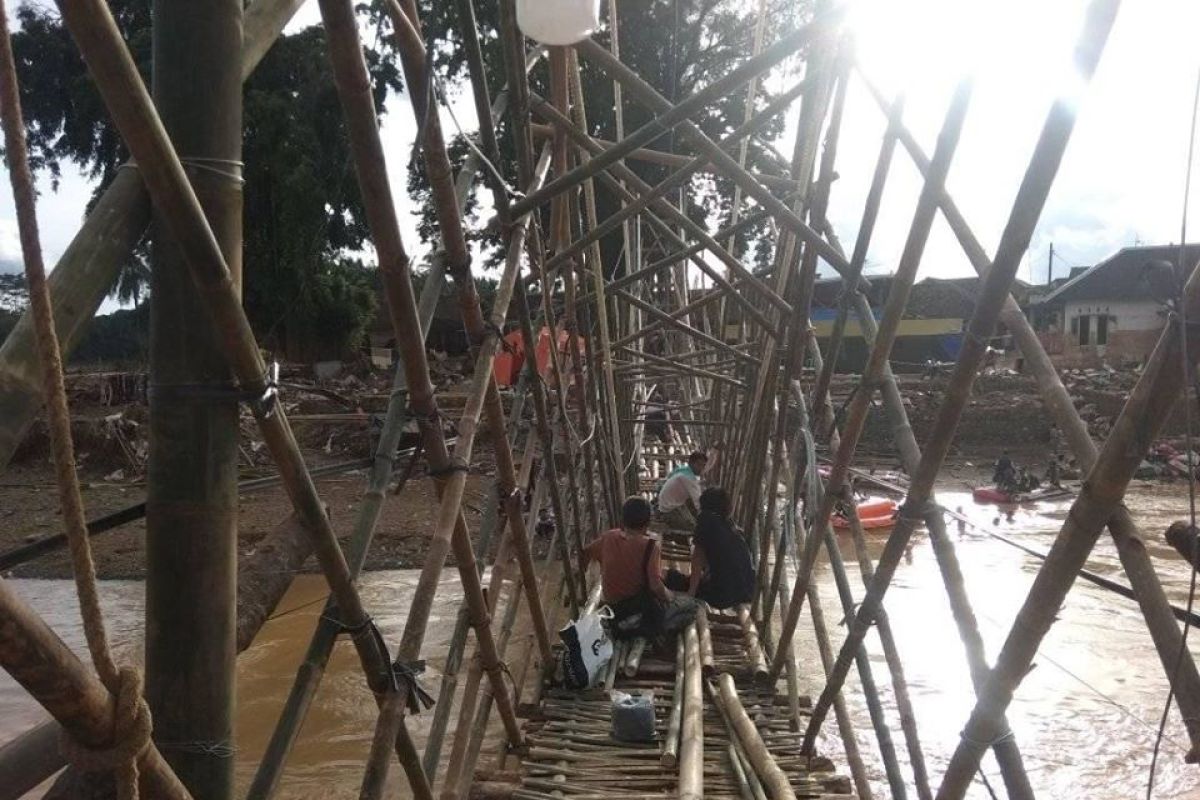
(1029, 244, 1199, 368)
(805, 274, 1029, 373)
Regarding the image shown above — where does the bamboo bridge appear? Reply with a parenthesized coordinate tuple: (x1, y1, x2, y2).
(0, 0, 1197, 799)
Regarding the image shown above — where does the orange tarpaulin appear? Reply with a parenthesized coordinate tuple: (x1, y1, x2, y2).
(493, 326, 586, 388)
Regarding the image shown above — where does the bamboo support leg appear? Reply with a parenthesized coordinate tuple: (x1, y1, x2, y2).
(679, 624, 704, 800)
(660, 637, 686, 769)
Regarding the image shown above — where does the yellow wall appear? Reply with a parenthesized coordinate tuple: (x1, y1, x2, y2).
(811, 318, 963, 338)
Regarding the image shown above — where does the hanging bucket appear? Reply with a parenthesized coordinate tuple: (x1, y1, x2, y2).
(516, 0, 602, 46)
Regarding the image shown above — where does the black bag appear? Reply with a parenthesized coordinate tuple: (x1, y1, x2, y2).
(605, 539, 663, 640)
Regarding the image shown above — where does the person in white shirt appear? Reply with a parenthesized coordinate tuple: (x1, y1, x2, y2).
(655, 451, 708, 530)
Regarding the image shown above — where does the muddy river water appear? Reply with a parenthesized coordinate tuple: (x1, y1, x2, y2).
(2, 483, 1200, 798)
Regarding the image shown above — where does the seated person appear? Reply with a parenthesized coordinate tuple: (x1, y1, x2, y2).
(664, 487, 754, 609)
(655, 450, 708, 530)
(583, 497, 672, 639)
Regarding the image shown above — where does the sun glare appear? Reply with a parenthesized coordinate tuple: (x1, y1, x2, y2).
(845, 0, 1089, 103)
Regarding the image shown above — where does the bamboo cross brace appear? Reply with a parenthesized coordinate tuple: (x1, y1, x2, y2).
(528, 124, 801, 191)
(615, 289, 758, 367)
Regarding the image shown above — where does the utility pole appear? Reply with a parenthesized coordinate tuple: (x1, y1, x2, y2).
(146, 1, 243, 797)
(1048, 242, 1054, 284)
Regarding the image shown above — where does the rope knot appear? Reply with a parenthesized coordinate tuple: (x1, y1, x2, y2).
(60, 666, 152, 797)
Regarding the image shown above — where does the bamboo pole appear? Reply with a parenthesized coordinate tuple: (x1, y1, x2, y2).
(142, 2, 242, 795)
(715, 674, 796, 800)
(0, 0, 306, 473)
(799, 0, 1121, 774)
(733, 605, 769, 684)
(564, 49, 625, 518)
(679, 624, 704, 800)
(695, 606, 716, 677)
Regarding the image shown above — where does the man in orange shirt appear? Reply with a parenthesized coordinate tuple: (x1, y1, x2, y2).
(583, 497, 672, 639)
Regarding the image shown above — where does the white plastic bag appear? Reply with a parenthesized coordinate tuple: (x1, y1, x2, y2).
(560, 606, 613, 689)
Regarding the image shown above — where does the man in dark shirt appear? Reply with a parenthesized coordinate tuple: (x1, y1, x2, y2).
(664, 487, 754, 609)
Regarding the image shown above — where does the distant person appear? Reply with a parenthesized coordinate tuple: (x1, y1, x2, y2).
(582, 497, 671, 639)
(1045, 455, 1063, 489)
(664, 487, 754, 609)
(1166, 521, 1200, 570)
(993, 451, 1016, 489)
(644, 389, 671, 444)
(655, 450, 708, 530)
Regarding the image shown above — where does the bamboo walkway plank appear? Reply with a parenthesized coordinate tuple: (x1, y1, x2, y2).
(498, 620, 849, 800)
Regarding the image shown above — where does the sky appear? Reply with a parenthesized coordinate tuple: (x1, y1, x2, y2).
(0, 0, 1197, 309)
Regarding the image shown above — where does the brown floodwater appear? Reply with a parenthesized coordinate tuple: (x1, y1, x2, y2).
(796, 482, 1200, 799)
(2, 483, 1200, 798)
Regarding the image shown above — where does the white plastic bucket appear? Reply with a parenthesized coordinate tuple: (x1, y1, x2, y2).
(516, 0, 602, 46)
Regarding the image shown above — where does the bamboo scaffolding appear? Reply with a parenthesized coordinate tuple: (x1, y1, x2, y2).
(509, 21, 822, 221)
(52, 0, 409, 744)
(856, 70, 1200, 757)
(248, 78, 520, 799)
(572, 38, 852, 278)
(531, 106, 784, 324)
(798, 1, 1121, 776)
(769, 76, 975, 683)
(385, 0, 554, 676)
(542, 77, 808, 279)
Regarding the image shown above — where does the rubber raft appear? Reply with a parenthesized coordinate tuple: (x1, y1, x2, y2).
(972, 485, 1074, 505)
(832, 498, 899, 530)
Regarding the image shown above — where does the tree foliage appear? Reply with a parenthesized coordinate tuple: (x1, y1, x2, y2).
(10, 1, 401, 359)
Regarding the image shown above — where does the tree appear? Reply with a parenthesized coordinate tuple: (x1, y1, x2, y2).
(10, 1, 402, 359)
(407, 0, 812, 276)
